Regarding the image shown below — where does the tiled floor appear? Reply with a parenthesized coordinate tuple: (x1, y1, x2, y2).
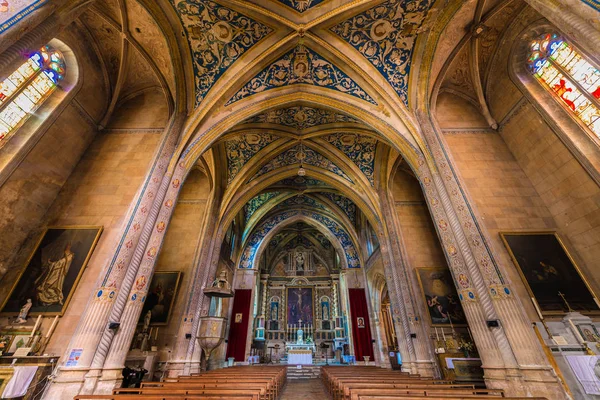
(280, 379, 330, 399)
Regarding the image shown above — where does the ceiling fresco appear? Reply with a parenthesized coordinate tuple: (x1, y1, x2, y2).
(240, 209, 360, 269)
(0, 0, 46, 34)
(276, 0, 327, 13)
(244, 191, 280, 223)
(321, 192, 357, 224)
(325, 133, 377, 184)
(242, 106, 359, 130)
(170, 0, 273, 106)
(226, 45, 378, 106)
(274, 176, 331, 188)
(226, 133, 279, 183)
(276, 194, 329, 213)
(252, 144, 352, 182)
(330, 0, 436, 106)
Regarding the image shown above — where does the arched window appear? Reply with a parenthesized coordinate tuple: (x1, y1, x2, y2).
(0, 45, 66, 147)
(528, 33, 600, 139)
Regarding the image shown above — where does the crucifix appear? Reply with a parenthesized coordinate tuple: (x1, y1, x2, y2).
(558, 291, 573, 312)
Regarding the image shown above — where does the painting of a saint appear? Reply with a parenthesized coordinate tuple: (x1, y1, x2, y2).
(1, 227, 102, 316)
(501, 232, 599, 313)
(138, 271, 181, 325)
(287, 287, 313, 325)
(416, 268, 467, 326)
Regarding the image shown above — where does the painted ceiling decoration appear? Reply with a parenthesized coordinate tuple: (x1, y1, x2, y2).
(243, 106, 359, 131)
(0, 0, 47, 34)
(277, 194, 328, 213)
(244, 191, 280, 223)
(240, 209, 360, 269)
(274, 176, 331, 188)
(284, 234, 313, 249)
(330, 0, 435, 106)
(311, 231, 332, 249)
(581, 0, 600, 11)
(227, 45, 378, 105)
(321, 192, 357, 224)
(226, 133, 279, 183)
(276, 0, 327, 13)
(253, 144, 352, 182)
(171, 0, 273, 106)
(325, 133, 377, 184)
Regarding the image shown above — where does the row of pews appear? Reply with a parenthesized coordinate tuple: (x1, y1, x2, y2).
(73, 365, 286, 400)
(322, 366, 548, 400)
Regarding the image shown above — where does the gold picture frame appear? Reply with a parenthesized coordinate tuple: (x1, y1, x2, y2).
(500, 231, 599, 315)
(415, 267, 467, 327)
(0, 368, 14, 394)
(1, 226, 103, 316)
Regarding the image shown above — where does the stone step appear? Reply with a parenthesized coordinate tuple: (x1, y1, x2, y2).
(286, 366, 321, 380)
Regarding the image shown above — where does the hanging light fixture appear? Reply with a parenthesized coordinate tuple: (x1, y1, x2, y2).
(297, 140, 306, 176)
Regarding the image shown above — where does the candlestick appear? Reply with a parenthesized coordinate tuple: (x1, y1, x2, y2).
(435, 327, 439, 341)
(45, 316, 59, 338)
(569, 319, 585, 343)
(441, 327, 446, 340)
(467, 327, 473, 341)
(154, 327, 159, 341)
(448, 315, 454, 332)
(31, 315, 41, 337)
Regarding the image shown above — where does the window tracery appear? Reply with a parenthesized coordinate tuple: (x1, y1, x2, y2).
(0, 45, 65, 147)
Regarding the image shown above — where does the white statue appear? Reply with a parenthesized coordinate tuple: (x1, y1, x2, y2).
(14, 299, 32, 324)
(295, 252, 304, 271)
(143, 310, 152, 333)
(297, 328, 304, 344)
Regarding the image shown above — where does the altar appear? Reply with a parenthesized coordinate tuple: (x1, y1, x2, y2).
(288, 349, 313, 365)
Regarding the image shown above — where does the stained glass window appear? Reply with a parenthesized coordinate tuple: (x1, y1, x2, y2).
(0, 45, 65, 147)
(528, 33, 600, 139)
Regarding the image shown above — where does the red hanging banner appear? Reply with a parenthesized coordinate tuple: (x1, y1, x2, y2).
(226, 289, 252, 361)
(349, 288, 374, 362)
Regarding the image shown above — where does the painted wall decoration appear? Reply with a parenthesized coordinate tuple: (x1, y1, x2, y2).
(244, 191, 280, 223)
(311, 231, 332, 249)
(330, 0, 435, 106)
(276, 194, 328, 213)
(500, 232, 599, 314)
(276, 0, 326, 13)
(1, 226, 102, 316)
(226, 133, 279, 184)
(287, 287, 314, 325)
(138, 271, 182, 325)
(325, 133, 377, 185)
(170, 0, 273, 106)
(227, 45, 377, 105)
(0, 0, 47, 34)
(243, 106, 358, 130)
(416, 267, 467, 326)
(253, 144, 352, 182)
(321, 192, 357, 224)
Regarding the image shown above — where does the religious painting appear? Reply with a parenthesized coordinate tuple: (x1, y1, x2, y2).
(577, 323, 599, 342)
(138, 271, 181, 326)
(1, 226, 102, 316)
(416, 267, 467, 326)
(235, 313, 243, 323)
(0, 368, 14, 395)
(500, 232, 599, 314)
(356, 317, 365, 328)
(286, 287, 313, 326)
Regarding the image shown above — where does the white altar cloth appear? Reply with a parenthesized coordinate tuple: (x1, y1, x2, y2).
(288, 352, 312, 365)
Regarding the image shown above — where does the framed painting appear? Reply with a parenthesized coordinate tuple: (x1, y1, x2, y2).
(416, 267, 467, 326)
(1, 226, 102, 316)
(0, 368, 14, 395)
(286, 287, 314, 326)
(138, 271, 182, 326)
(500, 232, 599, 314)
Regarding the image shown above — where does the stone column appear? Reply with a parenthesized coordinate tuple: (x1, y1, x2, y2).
(415, 111, 568, 398)
(378, 190, 435, 376)
(44, 117, 185, 399)
(525, 0, 600, 59)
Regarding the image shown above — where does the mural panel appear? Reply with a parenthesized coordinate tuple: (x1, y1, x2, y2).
(416, 267, 467, 326)
(287, 287, 313, 325)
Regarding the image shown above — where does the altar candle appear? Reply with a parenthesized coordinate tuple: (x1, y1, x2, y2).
(448, 315, 454, 331)
(467, 327, 473, 341)
(31, 315, 42, 337)
(435, 327, 439, 341)
(569, 319, 585, 343)
(154, 327, 159, 341)
(441, 328, 446, 340)
(45, 316, 59, 338)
